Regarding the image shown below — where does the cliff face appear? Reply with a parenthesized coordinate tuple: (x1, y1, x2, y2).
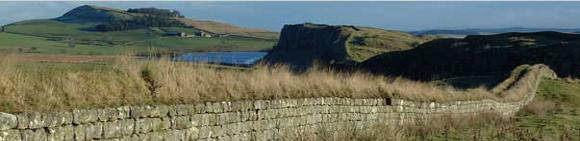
(263, 23, 431, 68)
(361, 31, 580, 80)
(263, 23, 355, 67)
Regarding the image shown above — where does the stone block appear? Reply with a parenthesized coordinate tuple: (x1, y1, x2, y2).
(198, 126, 211, 139)
(103, 119, 135, 138)
(47, 125, 74, 141)
(208, 102, 224, 113)
(218, 135, 232, 141)
(21, 129, 47, 141)
(173, 104, 195, 116)
(238, 122, 252, 133)
(135, 118, 171, 133)
(185, 126, 199, 140)
(223, 123, 240, 136)
(195, 103, 207, 114)
(0, 113, 17, 130)
(192, 114, 209, 126)
(217, 113, 230, 124)
(171, 116, 196, 129)
(18, 112, 44, 129)
(209, 125, 224, 138)
(98, 107, 130, 122)
(45, 111, 73, 128)
(73, 109, 99, 124)
(163, 129, 185, 141)
(222, 102, 233, 112)
(208, 114, 218, 126)
(73, 122, 103, 140)
(0, 130, 20, 141)
(131, 105, 170, 118)
(146, 131, 165, 141)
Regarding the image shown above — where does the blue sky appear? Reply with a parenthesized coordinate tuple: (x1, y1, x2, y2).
(1, 1, 580, 31)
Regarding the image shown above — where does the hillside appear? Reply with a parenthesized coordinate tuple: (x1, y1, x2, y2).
(361, 31, 580, 80)
(263, 23, 434, 67)
(412, 27, 580, 37)
(0, 5, 277, 55)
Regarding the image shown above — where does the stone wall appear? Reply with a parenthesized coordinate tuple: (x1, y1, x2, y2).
(0, 65, 554, 141)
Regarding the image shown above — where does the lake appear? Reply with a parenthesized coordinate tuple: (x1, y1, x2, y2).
(173, 52, 268, 65)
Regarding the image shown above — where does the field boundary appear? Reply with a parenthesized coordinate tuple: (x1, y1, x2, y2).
(0, 64, 555, 140)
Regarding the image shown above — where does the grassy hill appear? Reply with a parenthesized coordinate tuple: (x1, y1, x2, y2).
(361, 31, 580, 80)
(0, 5, 277, 55)
(263, 23, 434, 67)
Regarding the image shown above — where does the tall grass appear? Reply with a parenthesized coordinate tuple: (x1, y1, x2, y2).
(0, 55, 548, 113)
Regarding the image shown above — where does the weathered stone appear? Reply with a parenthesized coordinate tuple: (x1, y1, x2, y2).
(131, 105, 170, 118)
(184, 127, 199, 140)
(209, 125, 224, 137)
(103, 119, 135, 138)
(0, 113, 17, 131)
(171, 116, 196, 129)
(20, 112, 44, 129)
(0, 130, 20, 141)
(73, 122, 103, 140)
(174, 104, 195, 116)
(164, 129, 184, 141)
(16, 113, 28, 129)
(135, 118, 171, 133)
(73, 109, 98, 124)
(47, 125, 73, 141)
(98, 107, 130, 122)
(44, 111, 73, 128)
(21, 129, 47, 141)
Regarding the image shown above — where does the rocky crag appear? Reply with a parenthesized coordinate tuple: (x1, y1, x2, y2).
(263, 23, 433, 68)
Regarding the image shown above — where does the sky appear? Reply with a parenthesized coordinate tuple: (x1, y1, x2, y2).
(1, 1, 580, 31)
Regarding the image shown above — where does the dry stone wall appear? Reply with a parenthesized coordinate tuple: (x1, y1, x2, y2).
(0, 65, 553, 141)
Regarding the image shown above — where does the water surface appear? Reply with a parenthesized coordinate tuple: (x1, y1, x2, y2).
(173, 52, 267, 65)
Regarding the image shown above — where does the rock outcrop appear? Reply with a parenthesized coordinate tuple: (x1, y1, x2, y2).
(361, 31, 580, 80)
(263, 23, 432, 68)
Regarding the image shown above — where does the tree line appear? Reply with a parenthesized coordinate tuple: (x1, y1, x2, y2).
(94, 16, 186, 31)
(127, 8, 184, 18)
(94, 8, 186, 31)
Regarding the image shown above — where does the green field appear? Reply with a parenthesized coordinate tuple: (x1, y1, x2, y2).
(1, 19, 276, 55)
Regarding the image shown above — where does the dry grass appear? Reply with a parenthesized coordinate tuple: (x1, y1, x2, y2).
(295, 112, 579, 141)
(0, 55, 550, 113)
(522, 99, 557, 116)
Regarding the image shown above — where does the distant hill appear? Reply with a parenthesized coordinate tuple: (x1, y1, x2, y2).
(263, 23, 435, 67)
(411, 27, 580, 37)
(0, 5, 278, 55)
(361, 31, 580, 80)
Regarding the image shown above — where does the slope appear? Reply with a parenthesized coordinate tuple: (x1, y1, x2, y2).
(361, 31, 580, 80)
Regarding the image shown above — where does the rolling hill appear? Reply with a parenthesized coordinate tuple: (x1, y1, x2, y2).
(361, 31, 580, 80)
(411, 27, 580, 38)
(0, 5, 278, 55)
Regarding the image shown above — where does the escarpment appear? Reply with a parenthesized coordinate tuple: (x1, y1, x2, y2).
(263, 23, 432, 68)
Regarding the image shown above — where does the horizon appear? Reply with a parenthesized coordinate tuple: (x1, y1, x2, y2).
(2, 1, 580, 31)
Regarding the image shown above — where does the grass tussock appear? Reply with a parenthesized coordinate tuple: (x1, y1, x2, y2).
(0, 54, 549, 113)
